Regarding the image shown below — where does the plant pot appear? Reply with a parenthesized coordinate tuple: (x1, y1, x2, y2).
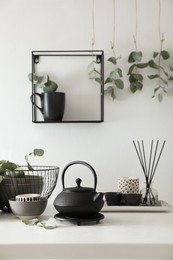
(0, 175, 44, 211)
(30, 92, 65, 121)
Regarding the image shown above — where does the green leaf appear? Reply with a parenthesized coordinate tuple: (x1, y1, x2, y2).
(158, 93, 163, 102)
(153, 86, 160, 96)
(105, 77, 113, 84)
(110, 68, 123, 78)
(104, 87, 116, 100)
(130, 81, 143, 92)
(27, 163, 34, 171)
(132, 51, 142, 62)
(136, 62, 149, 69)
(169, 76, 173, 80)
(148, 74, 160, 79)
(160, 50, 170, 60)
(129, 73, 143, 83)
(44, 81, 58, 92)
(153, 52, 159, 58)
(128, 51, 142, 63)
(127, 64, 136, 75)
(116, 68, 123, 78)
(108, 57, 117, 65)
(128, 52, 135, 63)
(33, 149, 44, 157)
(148, 60, 160, 69)
(95, 77, 102, 84)
(130, 83, 137, 93)
(160, 66, 169, 77)
(1, 162, 18, 171)
(114, 79, 124, 89)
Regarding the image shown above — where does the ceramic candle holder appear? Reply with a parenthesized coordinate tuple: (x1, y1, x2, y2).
(117, 177, 139, 194)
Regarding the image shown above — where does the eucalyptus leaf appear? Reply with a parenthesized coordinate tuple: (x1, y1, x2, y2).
(27, 163, 34, 171)
(148, 74, 160, 80)
(132, 51, 142, 62)
(127, 64, 136, 75)
(95, 77, 102, 84)
(160, 76, 168, 85)
(153, 52, 159, 58)
(158, 93, 163, 102)
(153, 86, 160, 95)
(115, 68, 123, 78)
(160, 50, 170, 60)
(114, 79, 124, 89)
(44, 81, 58, 92)
(28, 73, 58, 93)
(148, 60, 160, 69)
(136, 62, 149, 69)
(33, 149, 44, 157)
(160, 66, 169, 77)
(23, 217, 58, 229)
(128, 52, 136, 63)
(105, 77, 113, 84)
(130, 83, 137, 93)
(108, 56, 117, 65)
(104, 86, 116, 100)
(132, 73, 143, 81)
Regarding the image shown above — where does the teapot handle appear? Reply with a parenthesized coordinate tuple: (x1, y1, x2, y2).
(62, 161, 97, 191)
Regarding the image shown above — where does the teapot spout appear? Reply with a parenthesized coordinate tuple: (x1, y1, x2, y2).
(93, 192, 104, 207)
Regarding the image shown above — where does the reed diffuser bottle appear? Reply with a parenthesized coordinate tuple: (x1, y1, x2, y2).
(133, 140, 166, 206)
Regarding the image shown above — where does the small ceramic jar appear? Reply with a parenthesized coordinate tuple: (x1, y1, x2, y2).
(117, 177, 139, 194)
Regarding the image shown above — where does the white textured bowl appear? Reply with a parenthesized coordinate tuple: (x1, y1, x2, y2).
(9, 198, 47, 220)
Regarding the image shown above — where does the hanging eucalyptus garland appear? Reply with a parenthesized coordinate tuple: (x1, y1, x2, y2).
(104, 0, 124, 100)
(127, 0, 148, 93)
(147, 0, 172, 102)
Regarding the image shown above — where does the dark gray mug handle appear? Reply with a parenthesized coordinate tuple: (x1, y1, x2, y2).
(30, 93, 43, 113)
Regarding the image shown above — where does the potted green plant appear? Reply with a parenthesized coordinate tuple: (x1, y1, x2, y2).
(0, 149, 59, 211)
(28, 73, 65, 121)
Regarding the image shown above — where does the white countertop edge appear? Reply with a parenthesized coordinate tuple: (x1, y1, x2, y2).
(1, 243, 173, 260)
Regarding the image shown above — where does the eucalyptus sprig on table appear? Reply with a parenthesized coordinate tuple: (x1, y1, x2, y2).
(147, 49, 171, 102)
(104, 55, 124, 100)
(127, 51, 148, 93)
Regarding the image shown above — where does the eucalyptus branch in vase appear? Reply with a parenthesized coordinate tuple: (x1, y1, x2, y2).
(104, 46, 124, 100)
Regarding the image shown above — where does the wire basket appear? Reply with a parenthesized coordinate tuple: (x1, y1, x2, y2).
(0, 166, 59, 211)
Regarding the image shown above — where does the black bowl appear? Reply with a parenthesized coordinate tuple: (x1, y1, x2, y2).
(105, 192, 122, 206)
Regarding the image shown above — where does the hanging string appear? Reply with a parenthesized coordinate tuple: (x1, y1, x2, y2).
(158, 0, 164, 43)
(133, 0, 138, 51)
(110, 0, 116, 51)
(91, 0, 95, 50)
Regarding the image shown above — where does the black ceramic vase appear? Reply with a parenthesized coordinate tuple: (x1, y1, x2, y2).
(31, 92, 65, 121)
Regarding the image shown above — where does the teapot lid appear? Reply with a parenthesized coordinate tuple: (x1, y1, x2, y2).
(64, 178, 95, 192)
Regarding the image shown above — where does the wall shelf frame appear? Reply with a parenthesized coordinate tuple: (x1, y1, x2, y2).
(31, 50, 104, 123)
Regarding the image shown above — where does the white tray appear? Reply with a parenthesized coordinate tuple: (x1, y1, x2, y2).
(101, 200, 172, 212)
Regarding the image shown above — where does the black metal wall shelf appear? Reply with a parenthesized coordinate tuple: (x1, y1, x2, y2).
(31, 50, 104, 123)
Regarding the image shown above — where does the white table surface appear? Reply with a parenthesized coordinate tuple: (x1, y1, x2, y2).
(0, 204, 173, 260)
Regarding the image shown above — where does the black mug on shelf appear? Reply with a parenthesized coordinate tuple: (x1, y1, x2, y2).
(30, 92, 65, 121)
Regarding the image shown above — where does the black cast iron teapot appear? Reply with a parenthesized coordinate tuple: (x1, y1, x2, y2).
(54, 161, 104, 218)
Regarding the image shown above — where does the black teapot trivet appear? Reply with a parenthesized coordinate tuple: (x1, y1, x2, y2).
(54, 213, 104, 226)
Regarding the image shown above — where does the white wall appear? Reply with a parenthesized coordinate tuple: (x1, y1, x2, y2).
(0, 0, 173, 204)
